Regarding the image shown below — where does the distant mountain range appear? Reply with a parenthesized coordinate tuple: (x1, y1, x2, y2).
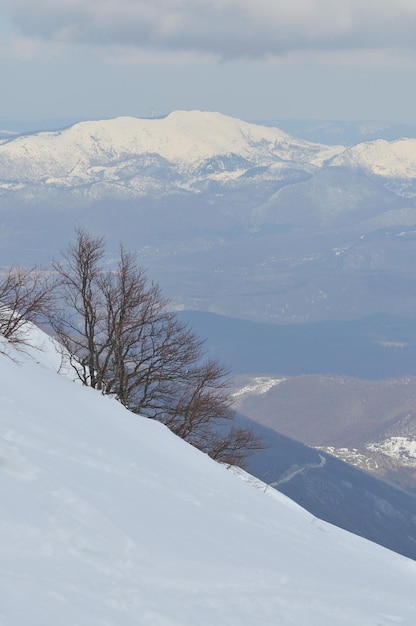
(0, 111, 341, 194)
(1, 110, 416, 327)
(1, 111, 415, 201)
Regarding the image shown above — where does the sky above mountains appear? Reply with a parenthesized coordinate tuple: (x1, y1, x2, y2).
(1, 1, 416, 125)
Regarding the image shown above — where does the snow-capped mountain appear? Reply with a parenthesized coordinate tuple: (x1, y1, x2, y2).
(2, 110, 416, 197)
(329, 137, 416, 179)
(1, 109, 416, 326)
(1, 323, 416, 625)
(0, 111, 342, 195)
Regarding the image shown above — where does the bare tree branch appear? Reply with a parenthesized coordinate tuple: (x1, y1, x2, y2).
(51, 229, 264, 467)
(0, 266, 53, 352)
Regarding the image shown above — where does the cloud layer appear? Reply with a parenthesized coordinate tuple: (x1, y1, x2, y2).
(5, 0, 416, 61)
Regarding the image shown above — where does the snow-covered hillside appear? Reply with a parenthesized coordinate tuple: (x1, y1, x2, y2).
(0, 111, 342, 192)
(329, 137, 416, 179)
(2, 111, 416, 195)
(1, 325, 416, 625)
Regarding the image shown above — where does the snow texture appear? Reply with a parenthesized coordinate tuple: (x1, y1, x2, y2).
(1, 325, 416, 625)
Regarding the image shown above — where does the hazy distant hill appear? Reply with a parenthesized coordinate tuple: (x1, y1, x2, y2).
(179, 310, 416, 496)
(233, 373, 416, 496)
(258, 118, 416, 146)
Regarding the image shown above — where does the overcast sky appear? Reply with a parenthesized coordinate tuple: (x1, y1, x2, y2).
(2, 0, 416, 126)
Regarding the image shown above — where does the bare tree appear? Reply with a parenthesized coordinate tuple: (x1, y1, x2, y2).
(51, 229, 108, 387)
(0, 265, 53, 350)
(51, 229, 263, 467)
(206, 425, 265, 468)
(161, 358, 264, 468)
(162, 358, 233, 441)
(97, 247, 203, 416)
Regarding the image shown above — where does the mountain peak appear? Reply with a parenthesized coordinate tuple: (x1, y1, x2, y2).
(0, 110, 342, 187)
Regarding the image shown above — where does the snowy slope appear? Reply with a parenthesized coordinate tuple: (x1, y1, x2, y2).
(0, 111, 342, 190)
(329, 137, 416, 179)
(1, 326, 416, 625)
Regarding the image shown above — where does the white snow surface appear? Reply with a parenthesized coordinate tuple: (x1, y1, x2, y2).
(0, 111, 342, 186)
(231, 376, 286, 401)
(329, 137, 416, 179)
(1, 325, 416, 625)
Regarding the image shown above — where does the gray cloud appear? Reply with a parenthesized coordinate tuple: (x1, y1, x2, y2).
(6, 1, 416, 61)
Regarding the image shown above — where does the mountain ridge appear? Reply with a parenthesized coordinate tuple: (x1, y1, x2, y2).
(1, 109, 416, 325)
(3, 110, 416, 192)
(0, 111, 343, 192)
